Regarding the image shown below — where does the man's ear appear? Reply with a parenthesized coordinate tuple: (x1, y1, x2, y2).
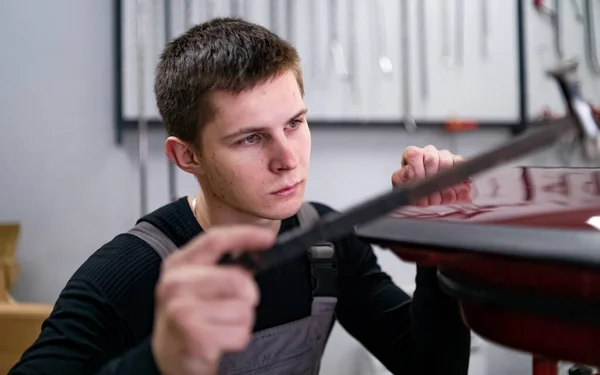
(165, 136, 204, 175)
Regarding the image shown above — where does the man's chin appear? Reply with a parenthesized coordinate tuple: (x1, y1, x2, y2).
(260, 197, 304, 220)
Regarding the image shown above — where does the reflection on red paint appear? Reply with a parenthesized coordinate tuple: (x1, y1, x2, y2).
(388, 167, 600, 230)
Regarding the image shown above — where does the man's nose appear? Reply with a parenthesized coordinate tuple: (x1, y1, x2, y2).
(269, 136, 299, 172)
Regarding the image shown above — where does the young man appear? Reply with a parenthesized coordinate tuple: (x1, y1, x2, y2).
(10, 18, 472, 375)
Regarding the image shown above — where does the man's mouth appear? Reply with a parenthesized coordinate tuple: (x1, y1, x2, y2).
(272, 181, 301, 195)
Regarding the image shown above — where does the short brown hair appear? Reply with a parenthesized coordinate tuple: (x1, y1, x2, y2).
(154, 17, 304, 146)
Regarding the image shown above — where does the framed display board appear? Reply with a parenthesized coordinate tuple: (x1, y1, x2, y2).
(114, 0, 536, 145)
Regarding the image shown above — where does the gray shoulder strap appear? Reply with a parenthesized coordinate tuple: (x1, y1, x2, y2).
(128, 204, 330, 262)
(297, 202, 335, 259)
(127, 221, 178, 260)
(297, 201, 321, 228)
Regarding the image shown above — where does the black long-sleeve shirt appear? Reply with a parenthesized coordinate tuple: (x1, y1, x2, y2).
(8, 197, 471, 375)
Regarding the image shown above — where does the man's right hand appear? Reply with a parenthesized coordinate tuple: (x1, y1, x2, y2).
(151, 225, 275, 375)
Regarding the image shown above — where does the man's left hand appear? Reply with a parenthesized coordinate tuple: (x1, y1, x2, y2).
(391, 145, 472, 206)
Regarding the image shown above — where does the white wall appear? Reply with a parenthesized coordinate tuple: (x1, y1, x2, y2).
(1, 1, 599, 375)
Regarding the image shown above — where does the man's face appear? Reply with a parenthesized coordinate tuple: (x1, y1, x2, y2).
(198, 70, 311, 220)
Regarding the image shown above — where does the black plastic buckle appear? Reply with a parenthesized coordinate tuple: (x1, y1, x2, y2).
(308, 243, 338, 297)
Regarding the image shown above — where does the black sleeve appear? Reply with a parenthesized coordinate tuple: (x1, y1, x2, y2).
(8, 238, 163, 375)
(334, 234, 471, 375)
(94, 339, 160, 375)
(310, 202, 471, 375)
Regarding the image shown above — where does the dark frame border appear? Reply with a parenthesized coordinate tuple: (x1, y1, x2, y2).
(112, 0, 528, 145)
(114, 0, 124, 145)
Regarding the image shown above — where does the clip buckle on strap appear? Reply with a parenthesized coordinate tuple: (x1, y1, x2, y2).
(297, 202, 338, 298)
(309, 243, 338, 297)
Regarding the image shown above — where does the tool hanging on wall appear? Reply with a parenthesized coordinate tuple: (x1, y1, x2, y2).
(481, 0, 490, 60)
(440, 0, 452, 67)
(417, 0, 428, 101)
(583, 0, 600, 74)
(534, 0, 588, 60)
(372, 0, 393, 76)
(328, 0, 349, 80)
(534, 0, 564, 60)
(230, 0, 245, 18)
(286, 0, 295, 44)
(454, 0, 465, 67)
(440, 0, 464, 68)
(136, 0, 149, 215)
(348, 0, 360, 106)
(205, 0, 215, 19)
(270, 0, 279, 35)
(165, 0, 178, 203)
(308, 0, 320, 81)
(153, 0, 166, 53)
(569, 0, 585, 20)
(400, 0, 416, 131)
(184, 0, 193, 27)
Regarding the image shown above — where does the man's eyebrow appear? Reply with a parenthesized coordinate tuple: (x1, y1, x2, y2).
(221, 108, 308, 142)
(287, 108, 308, 123)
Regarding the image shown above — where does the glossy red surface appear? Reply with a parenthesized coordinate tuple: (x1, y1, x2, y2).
(376, 166, 600, 368)
(462, 302, 597, 371)
(389, 166, 600, 230)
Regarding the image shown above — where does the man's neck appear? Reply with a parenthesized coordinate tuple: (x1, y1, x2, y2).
(189, 192, 282, 235)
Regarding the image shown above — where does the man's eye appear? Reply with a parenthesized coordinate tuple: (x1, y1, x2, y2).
(240, 134, 260, 144)
(288, 119, 302, 128)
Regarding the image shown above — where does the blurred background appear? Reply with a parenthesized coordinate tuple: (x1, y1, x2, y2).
(1, 0, 599, 374)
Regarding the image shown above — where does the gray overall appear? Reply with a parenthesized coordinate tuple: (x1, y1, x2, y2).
(128, 202, 338, 375)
